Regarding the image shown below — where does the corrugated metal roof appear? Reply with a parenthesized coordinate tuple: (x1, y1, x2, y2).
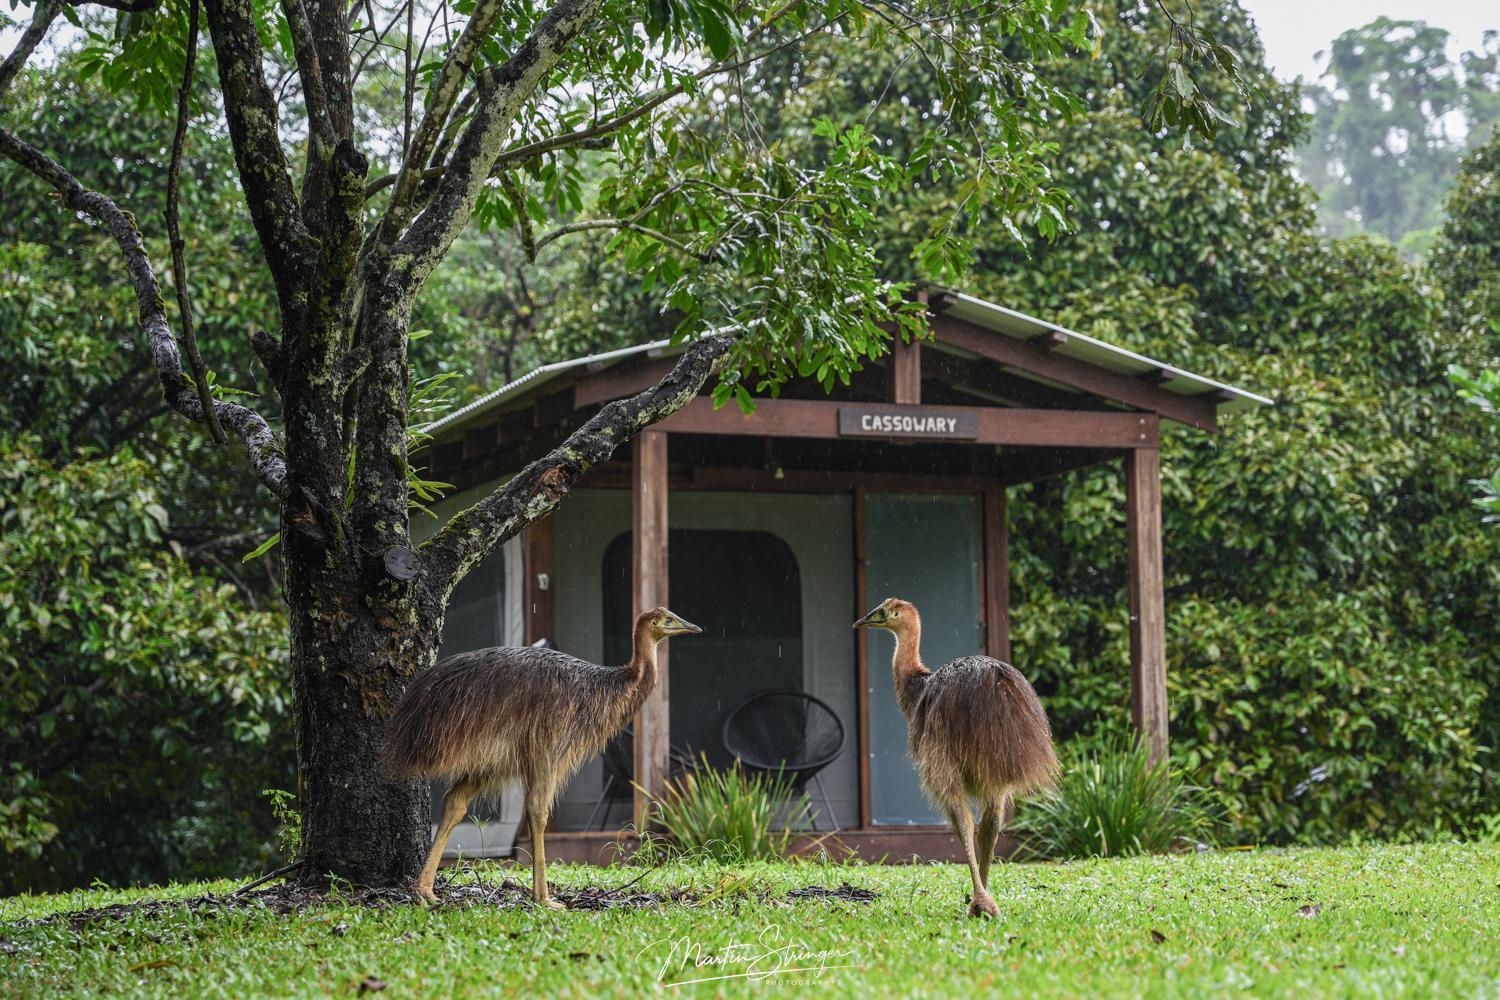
(421, 289, 1271, 437)
(422, 338, 678, 436)
(930, 290, 1274, 412)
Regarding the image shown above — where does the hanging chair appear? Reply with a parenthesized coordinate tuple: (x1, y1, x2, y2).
(721, 691, 846, 830)
(584, 725, 698, 831)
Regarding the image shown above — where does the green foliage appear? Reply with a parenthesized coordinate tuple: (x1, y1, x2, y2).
(259, 789, 302, 864)
(1430, 126, 1500, 331)
(648, 759, 810, 863)
(1017, 732, 1219, 859)
(1164, 590, 1486, 844)
(0, 440, 292, 892)
(1449, 363, 1500, 521)
(441, 0, 1242, 399)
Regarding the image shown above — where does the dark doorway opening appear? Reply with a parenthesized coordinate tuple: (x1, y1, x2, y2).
(602, 528, 803, 772)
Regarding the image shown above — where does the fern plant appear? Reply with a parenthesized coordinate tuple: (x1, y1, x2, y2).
(1015, 732, 1220, 860)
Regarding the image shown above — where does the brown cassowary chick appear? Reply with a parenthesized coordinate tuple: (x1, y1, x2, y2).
(854, 597, 1057, 918)
(385, 607, 701, 908)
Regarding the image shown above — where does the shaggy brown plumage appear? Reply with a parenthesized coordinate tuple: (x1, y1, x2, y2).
(855, 597, 1057, 918)
(385, 607, 701, 907)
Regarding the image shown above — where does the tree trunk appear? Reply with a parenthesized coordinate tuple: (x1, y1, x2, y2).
(286, 543, 438, 887)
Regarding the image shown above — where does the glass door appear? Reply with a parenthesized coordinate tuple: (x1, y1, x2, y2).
(863, 493, 981, 824)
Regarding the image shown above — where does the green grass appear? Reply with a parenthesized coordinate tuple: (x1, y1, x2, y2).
(3, 842, 1498, 997)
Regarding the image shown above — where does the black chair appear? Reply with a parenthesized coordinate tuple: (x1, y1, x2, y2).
(721, 691, 846, 830)
(584, 725, 698, 830)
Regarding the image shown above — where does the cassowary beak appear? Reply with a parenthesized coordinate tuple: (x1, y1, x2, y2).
(852, 608, 882, 629)
(671, 617, 703, 635)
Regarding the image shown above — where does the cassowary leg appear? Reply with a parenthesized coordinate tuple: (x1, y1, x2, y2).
(976, 796, 1007, 890)
(415, 780, 472, 903)
(949, 801, 999, 919)
(526, 789, 565, 911)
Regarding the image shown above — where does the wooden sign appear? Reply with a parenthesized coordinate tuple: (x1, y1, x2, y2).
(838, 406, 979, 440)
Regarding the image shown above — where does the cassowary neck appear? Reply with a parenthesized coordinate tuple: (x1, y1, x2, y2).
(628, 619, 660, 687)
(890, 616, 930, 715)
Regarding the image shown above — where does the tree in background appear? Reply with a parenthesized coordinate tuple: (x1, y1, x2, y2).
(1, 0, 1239, 887)
(1301, 18, 1500, 252)
(1434, 128, 1500, 527)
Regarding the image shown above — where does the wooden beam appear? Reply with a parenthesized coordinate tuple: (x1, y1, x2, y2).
(1125, 448, 1169, 764)
(982, 490, 1011, 663)
(533, 387, 575, 426)
(523, 516, 555, 645)
(887, 336, 922, 405)
(997, 447, 1122, 487)
(921, 348, 1086, 410)
(657, 398, 1160, 449)
(574, 357, 676, 408)
(927, 290, 959, 313)
(1034, 329, 1069, 350)
(579, 462, 1008, 496)
(931, 315, 1218, 430)
(853, 486, 872, 829)
(632, 431, 670, 828)
(462, 423, 500, 459)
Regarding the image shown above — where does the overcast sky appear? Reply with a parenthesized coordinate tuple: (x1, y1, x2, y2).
(1239, 0, 1497, 83)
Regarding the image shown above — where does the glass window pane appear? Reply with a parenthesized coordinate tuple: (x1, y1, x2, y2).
(440, 546, 506, 655)
(864, 493, 980, 824)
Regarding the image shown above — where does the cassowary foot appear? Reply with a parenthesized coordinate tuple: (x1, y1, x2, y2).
(967, 893, 1000, 919)
(412, 884, 438, 905)
(533, 894, 566, 911)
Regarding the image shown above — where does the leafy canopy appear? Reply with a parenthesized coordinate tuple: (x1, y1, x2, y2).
(39, 0, 1248, 415)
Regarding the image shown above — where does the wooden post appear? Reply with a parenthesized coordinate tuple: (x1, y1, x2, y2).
(522, 515, 554, 645)
(632, 430, 670, 828)
(1125, 448, 1168, 763)
(982, 490, 1011, 663)
(887, 335, 922, 405)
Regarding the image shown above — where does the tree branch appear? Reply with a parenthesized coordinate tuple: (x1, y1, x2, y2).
(0, 127, 288, 497)
(0, 0, 61, 97)
(392, 0, 608, 289)
(281, 0, 337, 151)
(363, 4, 819, 203)
(202, 0, 311, 302)
(166, 0, 226, 444)
(532, 218, 710, 261)
(374, 0, 507, 243)
(419, 333, 736, 602)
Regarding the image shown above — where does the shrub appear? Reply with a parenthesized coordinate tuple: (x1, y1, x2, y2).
(1016, 732, 1219, 860)
(648, 759, 810, 863)
(0, 440, 293, 892)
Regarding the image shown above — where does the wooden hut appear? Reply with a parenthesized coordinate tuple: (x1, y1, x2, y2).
(415, 288, 1271, 861)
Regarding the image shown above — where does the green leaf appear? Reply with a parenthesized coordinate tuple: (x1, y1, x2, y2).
(241, 532, 281, 563)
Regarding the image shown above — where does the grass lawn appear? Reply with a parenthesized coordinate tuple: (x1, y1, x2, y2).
(2, 842, 1497, 997)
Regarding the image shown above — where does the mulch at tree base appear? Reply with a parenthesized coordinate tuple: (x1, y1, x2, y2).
(6, 877, 879, 930)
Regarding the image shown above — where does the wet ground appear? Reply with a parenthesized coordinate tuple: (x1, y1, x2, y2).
(12, 873, 879, 929)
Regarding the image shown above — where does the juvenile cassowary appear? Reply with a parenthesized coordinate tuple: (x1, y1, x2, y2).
(854, 597, 1057, 917)
(385, 607, 701, 907)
